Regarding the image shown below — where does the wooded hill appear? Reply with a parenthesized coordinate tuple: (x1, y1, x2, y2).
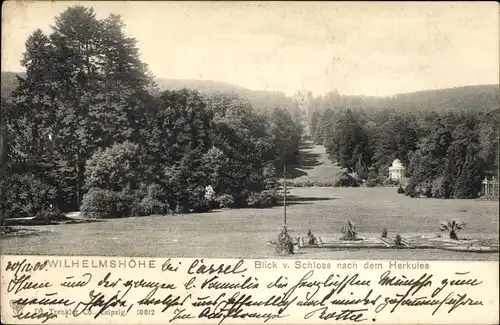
(2, 71, 498, 113)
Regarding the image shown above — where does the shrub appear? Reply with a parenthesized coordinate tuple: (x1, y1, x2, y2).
(334, 171, 360, 187)
(340, 220, 358, 241)
(307, 229, 317, 245)
(394, 234, 403, 246)
(132, 196, 169, 216)
(34, 206, 65, 221)
(366, 170, 383, 187)
(216, 194, 235, 208)
(0, 172, 56, 219)
(80, 189, 134, 218)
(397, 186, 405, 194)
(286, 179, 336, 187)
(366, 178, 377, 187)
(431, 176, 453, 199)
(405, 183, 418, 198)
(204, 185, 215, 201)
(383, 178, 400, 187)
(407, 179, 433, 197)
(381, 228, 388, 238)
(188, 186, 211, 213)
(246, 190, 278, 208)
(276, 226, 294, 255)
(439, 219, 466, 240)
(130, 183, 170, 216)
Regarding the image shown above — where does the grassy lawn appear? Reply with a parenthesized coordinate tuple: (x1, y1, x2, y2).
(2, 187, 498, 260)
(2, 142, 497, 260)
(286, 141, 342, 183)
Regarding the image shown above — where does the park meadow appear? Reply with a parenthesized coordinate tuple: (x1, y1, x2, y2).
(1, 4, 498, 260)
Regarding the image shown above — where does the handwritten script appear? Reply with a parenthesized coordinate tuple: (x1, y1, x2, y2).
(1, 257, 498, 324)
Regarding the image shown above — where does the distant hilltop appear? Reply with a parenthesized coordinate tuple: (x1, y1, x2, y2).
(1, 72, 297, 114)
(1, 71, 499, 113)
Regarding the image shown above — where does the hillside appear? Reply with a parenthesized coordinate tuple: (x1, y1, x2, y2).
(320, 85, 499, 112)
(387, 85, 499, 111)
(1, 72, 297, 114)
(155, 78, 249, 94)
(2, 71, 498, 113)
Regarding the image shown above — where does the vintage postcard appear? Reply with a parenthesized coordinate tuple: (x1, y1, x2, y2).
(1, 1, 499, 324)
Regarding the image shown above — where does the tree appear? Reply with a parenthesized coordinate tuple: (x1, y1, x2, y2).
(203, 92, 279, 205)
(85, 141, 144, 192)
(269, 107, 301, 170)
(308, 110, 320, 140)
(372, 115, 418, 174)
(145, 89, 214, 212)
(329, 109, 372, 173)
(11, 6, 153, 209)
(477, 109, 499, 178)
(406, 117, 454, 197)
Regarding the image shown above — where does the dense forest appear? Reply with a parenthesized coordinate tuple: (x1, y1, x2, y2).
(0, 6, 302, 222)
(310, 99, 499, 198)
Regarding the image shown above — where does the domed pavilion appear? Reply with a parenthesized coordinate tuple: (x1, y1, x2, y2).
(389, 159, 406, 181)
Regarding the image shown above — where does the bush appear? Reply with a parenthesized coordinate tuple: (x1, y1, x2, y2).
(394, 234, 403, 246)
(340, 220, 359, 241)
(440, 219, 466, 240)
(286, 179, 336, 187)
(216, 194, 235, 208)
(431, 176, 453, 198)
(381, 228, 388, 238)
(34, 206, 65, 221)
(246, 190, 279, 208)
(80, 189, 134, 218)
(187, 186, 211, 213)
(0, 172, 56, 219)
(405, 183, 418, 198)
(276, 226, 294, 255)
(129, 183, 170, 216)
(383, 178, 400, 187)
(132, 196, 169, 216)
(334, 171, 360, 187)
(307, 229, 317, 245)
(365, 178, 377, 187)
(406, 178, 433, 198)
(397, 186, 405, 194)
(366, 170, 383, 187)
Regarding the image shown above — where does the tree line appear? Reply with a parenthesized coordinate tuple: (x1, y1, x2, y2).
(309, 101, 499, 198)
(0, 6, 302, 221)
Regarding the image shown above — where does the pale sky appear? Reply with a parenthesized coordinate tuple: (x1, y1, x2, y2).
(2, 1, 499, 96)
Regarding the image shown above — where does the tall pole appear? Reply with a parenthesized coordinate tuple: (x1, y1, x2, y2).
(283, 164, 287, 226)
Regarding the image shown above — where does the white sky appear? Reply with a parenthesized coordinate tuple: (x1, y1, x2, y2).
(2, 1, 499, 96)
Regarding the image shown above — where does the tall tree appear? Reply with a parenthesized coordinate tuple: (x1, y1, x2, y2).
(329, 109, 372, 172)
(373, 115, 418, 174)
(11, 6, 153, 208)
(146, 90, 213, 211)
(269, 107, 301, 170)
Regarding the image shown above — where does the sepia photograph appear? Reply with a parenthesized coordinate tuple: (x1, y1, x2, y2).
(1, 1, 499, 261)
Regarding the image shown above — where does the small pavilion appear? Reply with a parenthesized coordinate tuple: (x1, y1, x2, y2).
(481, 177, 498, 197)
(389, 159, 406, 181)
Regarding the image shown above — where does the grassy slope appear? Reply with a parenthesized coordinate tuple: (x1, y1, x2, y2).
(287, 141, 342, 182)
